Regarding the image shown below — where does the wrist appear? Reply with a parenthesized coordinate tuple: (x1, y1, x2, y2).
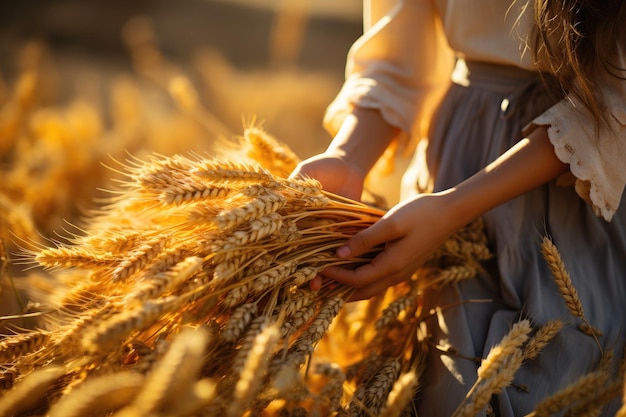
(436, 188, 478, 231)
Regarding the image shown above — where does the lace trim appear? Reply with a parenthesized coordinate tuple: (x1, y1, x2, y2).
(526, 96, 624, 222)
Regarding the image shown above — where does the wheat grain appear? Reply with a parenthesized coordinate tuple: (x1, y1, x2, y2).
(541, 237, 585, 319)
(523, 320, 564, 361)
(315, 362, 346, 414)
(562, 376, 622, 417)
(227, 324, 280, 417)
(221, 303, 259, 343)
(125, 256, 203, 302)
(375, 294, 417, 330)
(291, 266, 320, 287)
(220, 212, 283, 248)
(230, 316, 270, 376)
(578, 322, 604, 337)
(212, 250, 267, 288)
(129, 327, 209, 414)
(279, 177, 323, 197)
(111, 235, 169, 282)
(435, 265, 478, 287)
(279, 289, 317, 317)
(348, 358, 400, 417)
(364, 359, 401, 416)
(281, 301, 317, 339)
(241, 126, 300, 177)
(297, 296, 344, 348)
(142, 246, 190, 276)
(528, 370, 611, 417)
(85, 231, 143, 254)
(81, 297, 175, 353)
(1, 127, 502, 416)
(458, 349, 525, 417)
(346, 352, 386, 385)
(213, 191, 286, 231)
(191, 158, 277, 186)
(0, 366, 65, 417)
(36, 245, 117, 271)
(477, 319, 531, 381)
(379, 371, 420, 417)
(249, 259, 298, 297)
(47, 371, 144, 417)
(451, 320, 531, 417)
(160, 181, 232, 205)
(0, 329, 50, 361)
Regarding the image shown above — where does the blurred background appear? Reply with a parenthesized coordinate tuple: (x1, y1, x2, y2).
(0, 0, 362, 323)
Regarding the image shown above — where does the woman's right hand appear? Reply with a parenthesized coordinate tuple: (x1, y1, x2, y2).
(290, 151, 366, 201)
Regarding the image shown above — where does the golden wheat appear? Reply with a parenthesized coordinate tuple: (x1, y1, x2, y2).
(523, 320, 564, 361)
(541, 237, 584, 319)
(4, 122, 614, 417)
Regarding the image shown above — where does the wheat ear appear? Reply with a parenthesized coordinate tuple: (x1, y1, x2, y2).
(523, 320, 564, 361)
(47, 371, 144, 417)
(458, 349, 525, 417)
(315, 362, 346, 414)
(452, 320, 531, 417)
(128, 327, 210, 415)
(541, 236, 602, 352)
(226, 324, 280, 417)
(526, 370, 612, 417)
(541, 237, 584, 318)
(378, 370, 420, 417)
(0, 330, 50, 361)
(0, 366, 65, 417)
(477, 320, 532, 381)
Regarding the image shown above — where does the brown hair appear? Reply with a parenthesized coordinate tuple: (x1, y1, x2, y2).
(533, 0, 626, 129)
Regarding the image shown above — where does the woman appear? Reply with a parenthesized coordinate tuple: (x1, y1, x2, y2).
(292, 0, 626, 415)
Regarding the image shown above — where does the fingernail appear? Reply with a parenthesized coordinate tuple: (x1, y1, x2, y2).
(337, 246, 351, 258)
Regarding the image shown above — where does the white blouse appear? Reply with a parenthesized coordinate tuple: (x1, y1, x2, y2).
(324, 0, 626, 221)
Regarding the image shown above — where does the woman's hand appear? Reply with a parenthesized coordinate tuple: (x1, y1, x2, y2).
(321, 125, 567, 300)
(291, 106, 400, 201)
(322, 191, 460, 300)
(290, 151, 366, 201)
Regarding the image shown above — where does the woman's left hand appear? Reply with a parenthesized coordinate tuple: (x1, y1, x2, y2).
(322, 190, 461, 300)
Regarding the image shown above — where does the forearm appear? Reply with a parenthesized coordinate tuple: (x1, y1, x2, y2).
(444, 126, 568, 227)
(326, 106, 400, 175)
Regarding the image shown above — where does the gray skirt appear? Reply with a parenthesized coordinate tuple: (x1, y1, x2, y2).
(412, 59, 626, 416)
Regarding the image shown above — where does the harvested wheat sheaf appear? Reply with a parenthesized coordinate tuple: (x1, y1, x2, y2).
(0, 128, 622, 417)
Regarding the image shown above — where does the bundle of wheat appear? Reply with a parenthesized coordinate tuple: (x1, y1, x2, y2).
(0, 126, 492, 417)
(1, 127, 622, 416)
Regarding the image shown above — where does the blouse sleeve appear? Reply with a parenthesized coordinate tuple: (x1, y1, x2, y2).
(524, 49, 626, 222)
(323, 0, 455, 138)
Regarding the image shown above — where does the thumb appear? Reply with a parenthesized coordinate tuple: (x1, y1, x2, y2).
(337, 218, 397, 258)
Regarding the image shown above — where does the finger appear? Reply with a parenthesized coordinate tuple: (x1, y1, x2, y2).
(309, 274, 323, 291)
(349, 277, 404, 301)
(322, 249, 400, 288)
(337, 218, 400, 259)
